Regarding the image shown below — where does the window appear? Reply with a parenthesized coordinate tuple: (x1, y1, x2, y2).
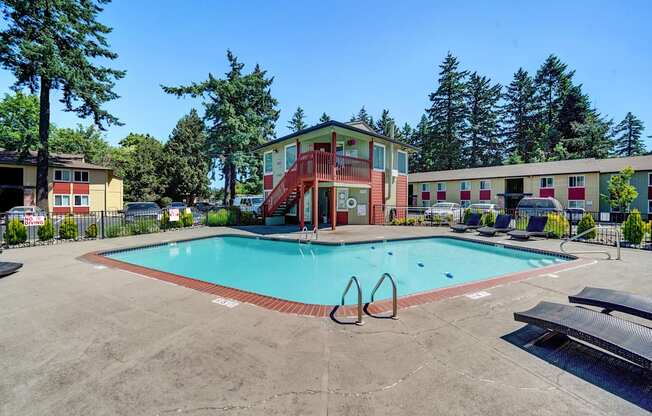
(460, 200, 471, 208)
(54, 194, 70, 207)
(73, 170, 89, 182)
(54, 169, 71, 182)
(540, 177, 554, 188)
(436, 183, 446, 192)
(460, 181, 471, 191)
(74, 195, 89, 206)
(421, 200, 429, 207)
(568, 200, 585, 209)
(568, 175, 585, 188)
(649, 200, 652, 213)
(421, 183, 430, 192)
(397, 150, 408, 174)
(648, 173, 652, 187)
(336, 142, 344, 157)
(264, 151, 273, 174)
(373, 144, 385, 170)
(284, 144, 297, 171)
(480, 180, 491, 190)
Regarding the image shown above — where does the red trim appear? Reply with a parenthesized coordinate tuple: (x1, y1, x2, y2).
(73, 206, 90, 213)
(53, 182, 70, 193)
(421, 191, 430, 200)
(336, 211, 348, 225)
(263, 175, 273, 190)
(53, 206, 70, 214)
(539, 188, 555, 198)
(81, 244, 589, 318)
(479, 190, 491, 200)
(568, 187, 585, 200)
(72, 183, 89, 194)
(460, 190, 471, 201)
(436, 191, 446, 201)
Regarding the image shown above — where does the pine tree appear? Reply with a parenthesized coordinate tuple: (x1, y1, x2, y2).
(375, 109, 402, 138)
(162, 109, 210, 204)
(319, 112, 331, 123)
(350, 106, 374, 127)
(0, 0, 125, 209)
(408, 115, 431, 172)
(113, 133, 165, 202)
(288, 106, 307, 132)
(425, 53, 468, 170)
(613, 112, 647, 156)
(567, 113, 614, 159)
(463, 72, 502, 167)
(501, 68, 538, 162)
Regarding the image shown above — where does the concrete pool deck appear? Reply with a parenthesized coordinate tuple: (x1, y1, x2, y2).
(1, 225, 651, 415)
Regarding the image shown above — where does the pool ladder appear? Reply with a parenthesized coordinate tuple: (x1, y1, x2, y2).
(560, 226, 621, 260)
(340, 273, 398, 325)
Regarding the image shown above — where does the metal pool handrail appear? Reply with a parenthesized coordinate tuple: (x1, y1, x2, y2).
(341, 276, 363, 325)
(370, 272, 398, 319)
(560, 226, 621, 260)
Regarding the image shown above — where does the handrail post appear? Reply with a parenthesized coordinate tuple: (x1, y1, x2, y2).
(341, 276, 363, 325)
(370, 272, 398, 319)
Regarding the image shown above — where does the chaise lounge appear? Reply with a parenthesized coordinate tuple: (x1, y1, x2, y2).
(507, 216, 548, 240)
(477, 214, 513, 237)
(569, 287, 652, 321)
(0, 250, 22, 278)
(450, 212, 482, 233)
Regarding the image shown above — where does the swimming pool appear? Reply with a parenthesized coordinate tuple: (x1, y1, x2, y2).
(103, 236, 568, 306)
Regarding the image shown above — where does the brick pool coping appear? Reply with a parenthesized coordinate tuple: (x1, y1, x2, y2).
(80, 234, 590, 318)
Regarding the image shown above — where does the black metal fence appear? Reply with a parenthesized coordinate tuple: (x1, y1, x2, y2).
(373, 205, 652, 250)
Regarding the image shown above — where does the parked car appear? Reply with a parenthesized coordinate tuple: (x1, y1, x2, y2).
(565, 207, 586, 225)
(424, 202, 461, 223)
(168, 201, 187, 210)
(124, 202, 161, 223)
(193, 202, 213, 212)
(516, 197, 563, 217)
(468, 203, 498, 214)
(1, 206, 45, 224)
(234, 195, 264, 214)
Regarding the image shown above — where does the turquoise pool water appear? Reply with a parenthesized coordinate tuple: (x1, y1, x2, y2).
(105, 236, 567, 305)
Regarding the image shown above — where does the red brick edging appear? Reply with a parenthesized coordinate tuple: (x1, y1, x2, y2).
(80, 238, 591, 318)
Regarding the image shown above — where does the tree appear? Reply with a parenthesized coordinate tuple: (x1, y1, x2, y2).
(501, 68, 538, 162)
(161, 109, 210, 204)
(50, 124, 112, 165)
(602, 166, 638, 212)
(613, 112, 646, 156)
(0, 91, 40, 152)
(350, 106, 374, 127)
(0, 0, 125, 209)
(319, 112, 331, 123)
(567, 113, 614, 159)
(163, 51, 278, 206)
(463, 72, 502, 167)
(112, 133, 165, 202)
(425, 53, 468, 170)
(288, 106, 307, 132)
(408, 115, 431, 172)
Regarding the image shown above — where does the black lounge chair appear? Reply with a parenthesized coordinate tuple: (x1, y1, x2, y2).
(507, 216, 548, 240)
(0, 261, 22, 277)
(514, 301, 652, 370)
(569, 287, 652, 321)
(477, 214, 513, 237)
(450, 213, 482, 233)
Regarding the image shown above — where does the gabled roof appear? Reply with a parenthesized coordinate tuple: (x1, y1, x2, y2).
(255, 120, 418, 152)
(408, 155, 652, 183)
(0, 150, 113, 171)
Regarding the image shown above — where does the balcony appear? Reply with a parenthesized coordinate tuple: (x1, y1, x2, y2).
(297, 150, 371, 184)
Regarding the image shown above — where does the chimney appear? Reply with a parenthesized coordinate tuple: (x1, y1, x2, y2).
(390, 122, 395, 139)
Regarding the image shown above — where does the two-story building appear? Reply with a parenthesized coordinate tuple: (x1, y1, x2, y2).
(255, 120, 415, 228)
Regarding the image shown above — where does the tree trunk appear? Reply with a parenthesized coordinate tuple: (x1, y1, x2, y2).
(229, 163, 237, 207)
(36, 77, 51, 211)
(222, 163, 230, 206)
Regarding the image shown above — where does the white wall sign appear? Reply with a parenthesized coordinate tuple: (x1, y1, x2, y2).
(24, 215, 45, 226)
(357, 204, 367, 216)
(169, 208, 180, 222)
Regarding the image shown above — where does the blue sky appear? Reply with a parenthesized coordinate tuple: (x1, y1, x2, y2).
(1, 0, 651, 151)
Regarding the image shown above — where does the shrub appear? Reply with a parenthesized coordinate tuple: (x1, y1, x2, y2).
(576, 214, 596, 239)
(160, 211, 182, 229)
(4, 218, 27, 245)
(37, 218, 55, 241)
(544, 213, 570, 239)
(180, 210, 194, 227)
(130, 218, 159, 235)
(159, 196, 172, 208)
(406, 217, 416, 226)
(84, 223, 98, 239)
(240, 211, 260, 225)
(480, 211, 496, 227)
(105, 224, 131, 238)
(206, 208, 238, 226)
(622, 209, 644, 245)
(59, 215, 78, 240)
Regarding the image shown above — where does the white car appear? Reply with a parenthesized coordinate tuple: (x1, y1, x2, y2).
(2, 206, 45, 224)
(424, 202, 461, 223)
(233, 195, 264, 214)
(468, 203, 498, 214)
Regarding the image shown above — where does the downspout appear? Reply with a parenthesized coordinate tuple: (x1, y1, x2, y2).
(385, 123, 395, 202)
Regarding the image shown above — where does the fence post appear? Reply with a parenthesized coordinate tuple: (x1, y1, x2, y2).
(101, 210, 105, 239)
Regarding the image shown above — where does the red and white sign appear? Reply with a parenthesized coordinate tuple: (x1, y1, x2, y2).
(24, 215, 45, 226)
(169, 209, 180, 222)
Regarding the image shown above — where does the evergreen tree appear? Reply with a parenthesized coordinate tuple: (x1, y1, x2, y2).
(375, 109, 402, 138)
(288, 106, 307, 132)
(612, 112, 646, 156)
(463, 72, 502, 167)
(408, 115, 432, 172)
(0, 0, 125, 209)
(425, 53, 468, 170)
(0, 91, 40, 152)
(319, 112, 331, 123)
(400, 122, 413, 142)
(567, 113, 614, 159)
(112, 134, 165, 202)
(162, 109, 210, 204)
(500, 68, 538, 162)
(350, 106, 374, 127)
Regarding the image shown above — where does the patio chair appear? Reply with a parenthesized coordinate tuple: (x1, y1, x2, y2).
(477, 214, 513, 237)
(507, 216, 548, 240)
(450, 213, 482, 233)
(514, 301, 652, 370)
(569, 287, 652, 321)
(0, 261, 22, 277)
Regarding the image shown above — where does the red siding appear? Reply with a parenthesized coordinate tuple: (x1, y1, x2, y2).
(396, 176, 408, 220)
(539, 188, 555, 198)
(263, 175, 273, 190)
(336, 211, 348, 225)
(479, 190, 491, 200)
(53, 182, 70, 193)
(73, 206, 90, 214)
(460, 190, 471, 200)
(53, 207, 70, 214)
(72, 183, 89, 194)
(371, 171, 384, 224)
(436, 191, 446, 201)
(421, 191, 430, 201)
(568, 187, 585, 200)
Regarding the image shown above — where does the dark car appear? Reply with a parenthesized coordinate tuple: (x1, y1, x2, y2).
(516, 197, 563, 218)
(565, 207, 586, 225)
(124, 202, 161, 223)
(168, 202, 187, 210)
(193, 202, 213, 212)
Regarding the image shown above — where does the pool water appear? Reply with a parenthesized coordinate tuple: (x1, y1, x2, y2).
(105, 236, 567, 305)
